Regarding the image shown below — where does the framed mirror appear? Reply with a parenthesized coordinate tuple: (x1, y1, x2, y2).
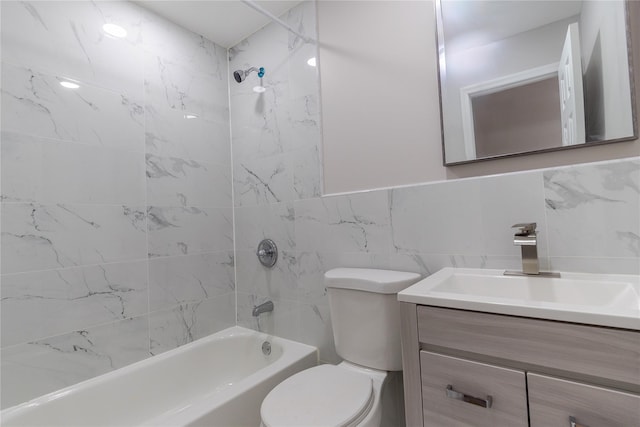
(436, 0, 637, 165)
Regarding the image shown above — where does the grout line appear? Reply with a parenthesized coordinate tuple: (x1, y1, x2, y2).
(143, 56, 153, 358)
(539, 171, 553, 271)
(0, 250, 233, 278)
(1, 311, 151, 352)
(226, 45, 239, 329)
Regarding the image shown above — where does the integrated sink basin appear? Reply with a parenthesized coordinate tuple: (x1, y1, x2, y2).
(397, 268, 640, 330)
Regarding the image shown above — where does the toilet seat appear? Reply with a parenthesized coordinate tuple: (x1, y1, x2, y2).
(261, 364, 374, 427)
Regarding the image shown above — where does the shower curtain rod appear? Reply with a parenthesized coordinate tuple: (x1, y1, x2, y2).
(241, 0, 315, 44)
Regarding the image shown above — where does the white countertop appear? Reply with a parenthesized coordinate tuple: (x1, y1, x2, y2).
(397, 268, 640, 330)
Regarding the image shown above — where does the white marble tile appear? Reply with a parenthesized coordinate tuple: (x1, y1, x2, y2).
(1, 260, 148, 348)
(1, 131, 145, 205)
(230, 121, 287, 161)
(284, 1, 318, 45)
(387, 253, 540, 277)
(148, 252, 235, 312)
(548, 257, 640, 275)
(234, 154, 293, 207)
(390, 180, 483, 255)
(386, 252, 438, 276)
(147, 206, 233, 258)
(0, 315, 149, 410)
(295, 190, 392, 253)
(293, 146, 322, 200)
(476, 171, 548, 257)
(149, 293, 236, 355)
(145, 105, 231, 165)
(234, 202, 296, 252)
(0, 1, 145, 98)
(234, 249, 299, 300)
(146, 154, 232, 208)
(285, 3, 320, 99)
(1, 203, 147, 274)
(0, 0, 242, 410)
(285, 94, 322, 152)
(230, 83, 293, 158)
(140, 8, 228, 77)
(1, 62, 144, 152)
(144, 52, 228, 124)
(544, 159, 640, 258)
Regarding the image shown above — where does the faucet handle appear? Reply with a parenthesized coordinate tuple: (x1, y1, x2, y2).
(512, 223, 537, 235)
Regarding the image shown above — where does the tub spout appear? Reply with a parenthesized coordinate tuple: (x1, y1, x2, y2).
(252, 300, 274, 317)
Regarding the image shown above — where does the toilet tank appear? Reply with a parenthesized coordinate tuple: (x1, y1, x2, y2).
(325, 268, 421, 371)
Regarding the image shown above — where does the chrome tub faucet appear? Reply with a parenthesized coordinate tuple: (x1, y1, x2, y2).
(252, 300, 274, 317)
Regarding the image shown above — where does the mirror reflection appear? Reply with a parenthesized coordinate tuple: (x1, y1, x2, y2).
(438, 0, 637, 164)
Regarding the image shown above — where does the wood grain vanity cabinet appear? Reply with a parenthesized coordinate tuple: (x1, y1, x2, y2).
(400, 304, 640, 427)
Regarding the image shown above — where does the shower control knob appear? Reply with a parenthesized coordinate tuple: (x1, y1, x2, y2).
(256, 239, 278, 268)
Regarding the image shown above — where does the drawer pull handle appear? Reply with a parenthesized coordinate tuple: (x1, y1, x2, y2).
(569, 416, 589, 427)
(445, 385, 493, 408)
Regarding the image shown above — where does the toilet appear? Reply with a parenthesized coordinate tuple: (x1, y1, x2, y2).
(260, 268, 421, 427)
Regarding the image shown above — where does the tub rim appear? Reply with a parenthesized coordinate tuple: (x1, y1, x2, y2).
(1, 325, 318, 424)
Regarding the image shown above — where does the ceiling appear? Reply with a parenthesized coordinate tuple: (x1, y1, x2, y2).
(441, 0, 584, 51)
(134, 0, 302, 48)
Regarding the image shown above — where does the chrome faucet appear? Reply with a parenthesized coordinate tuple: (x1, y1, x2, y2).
(252, 300, 274, 317)
(512, 223, 539, 275)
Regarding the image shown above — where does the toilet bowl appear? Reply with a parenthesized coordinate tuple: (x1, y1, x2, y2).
(261, 361, 387, 427)
(259, 268, 421, 427)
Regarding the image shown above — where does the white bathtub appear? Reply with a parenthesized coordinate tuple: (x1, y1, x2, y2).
(1, 326, 318, 427)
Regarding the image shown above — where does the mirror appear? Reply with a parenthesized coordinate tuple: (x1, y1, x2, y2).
(437, 0, 637, 165)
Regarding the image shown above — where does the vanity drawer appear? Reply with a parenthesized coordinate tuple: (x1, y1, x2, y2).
(420, 351, 528, 427)
(417, 306, 640, 386)
(528, 373, 640, 427)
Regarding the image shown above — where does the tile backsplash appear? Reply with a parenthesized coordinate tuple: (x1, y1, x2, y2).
(236, 156, 640, 364)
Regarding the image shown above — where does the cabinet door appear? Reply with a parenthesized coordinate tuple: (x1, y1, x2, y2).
(528, 373, 640, 427)
(420, 351, 528, 427)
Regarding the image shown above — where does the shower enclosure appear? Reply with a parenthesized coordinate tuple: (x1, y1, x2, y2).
(0, 0, 322, 409)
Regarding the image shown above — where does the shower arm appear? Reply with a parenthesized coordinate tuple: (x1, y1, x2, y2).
(245, 67, 264, 77)
(240, 0, 315, 44)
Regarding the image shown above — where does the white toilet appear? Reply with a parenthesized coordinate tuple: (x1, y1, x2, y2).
(260, 268, 421, 427)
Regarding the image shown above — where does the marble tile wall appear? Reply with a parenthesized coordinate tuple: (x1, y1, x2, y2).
(235, 148, 639, 365)
(229, 1, 331, 356)
(0, 1, 234, 408)
(228, 1, 639, 367)
(228, 1, 336, 361)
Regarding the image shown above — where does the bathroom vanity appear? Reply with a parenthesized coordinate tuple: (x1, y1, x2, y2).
(397, 268, 640, 427)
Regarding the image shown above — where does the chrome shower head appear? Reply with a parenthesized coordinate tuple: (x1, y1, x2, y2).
(233, 67, 265, 83)
(233, 70, 246, 83)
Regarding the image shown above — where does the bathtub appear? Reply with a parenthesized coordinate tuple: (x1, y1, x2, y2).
(1, 326, 318, 427)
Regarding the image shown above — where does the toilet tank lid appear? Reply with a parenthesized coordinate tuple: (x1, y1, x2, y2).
(324, 268, 421, 294)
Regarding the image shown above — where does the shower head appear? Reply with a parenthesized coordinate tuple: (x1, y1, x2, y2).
(233, 66, 265, 83)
